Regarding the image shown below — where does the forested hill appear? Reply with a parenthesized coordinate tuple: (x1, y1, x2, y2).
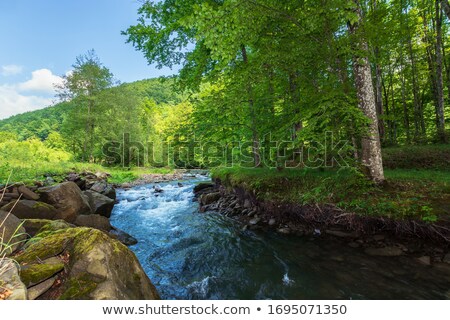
(0, 77, 181, 142)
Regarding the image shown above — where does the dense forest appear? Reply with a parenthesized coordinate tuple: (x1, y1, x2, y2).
(1, 0, 449, 184)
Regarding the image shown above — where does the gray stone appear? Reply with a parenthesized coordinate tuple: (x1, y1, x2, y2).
(1, 200, 57, 220)
(200, 192, 221, 206)
(38, 182, 91, 222)
(0, 258, 27, 300)
(364, 247, 403, 257)
(268, 218, 276, 226)
(277, 228, 291, 235)
(18, 185, 40, 201)
(0, 210, 27, 254)
(83, 190, 115, 218)
(109, 228, 138, 246)
(416, 256, 431, 266)
(74, 214, 111, 231)
(249, 217, 261, 225)
(27, 276, 57, 300)
(325, 230, 358, 238)
(243, 199, 252, 209)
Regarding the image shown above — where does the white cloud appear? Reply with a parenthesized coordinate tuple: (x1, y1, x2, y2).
(18, 68, 63, 93)
(0, 68, 66, 120)
(0, 84, 53, 120)
(1, 64, 24, 76)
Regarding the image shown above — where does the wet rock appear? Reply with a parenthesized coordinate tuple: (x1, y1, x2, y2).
(109, 227, 138, 246)
(0, 258, 27, 300)
(193, 182, 214, 193)
(249, 217, 261, 225)
(0, 210, 27, 254)
(268, 218, 276, 226)
(325, 230, 358, 238)
(416, 256, 431, 266)
(1, 200, 57, 220)
(277, 228, 291, 235)
(364, 247, 403, 257)
(74, 214, 111, 231)
(18, 185, 40, 201)
(200, 192, 221, 206)
(27, 276, 57, 300)
(153, 185, 164, 193)
(178, 182, 183, 187)
(38, 182, 91, 222)
(83, 190, 115, 218)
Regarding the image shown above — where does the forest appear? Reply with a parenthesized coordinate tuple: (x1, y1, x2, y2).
(1, 0, 450, 303)
(1, 0, 449, 216)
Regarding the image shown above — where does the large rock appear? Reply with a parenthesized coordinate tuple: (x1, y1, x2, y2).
(0, 210, 27, 254)
(15, 227, 159, 300)
(22, 219, 73, 238)
(38, 182, 91, 222)
(1, 200, 57, 220)
(83, 190, 115, 218)
(200, 192, 221, 206)
(18, 185, 40, 201)
(109, 227, 138, 246)
(74, 214, 111, 231)
(0, 258, 27, 300)
(90, 181, 116, 200)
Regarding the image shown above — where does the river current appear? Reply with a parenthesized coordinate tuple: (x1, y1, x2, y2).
(110, 178, 450, 300)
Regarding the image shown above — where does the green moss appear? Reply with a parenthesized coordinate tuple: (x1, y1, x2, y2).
(59, 273, 99, 300)
(15, 228, 83, 263)
(20, 262, 64, 287)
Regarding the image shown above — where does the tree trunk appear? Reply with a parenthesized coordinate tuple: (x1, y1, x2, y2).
(442, 0, 450, 20)
(435, 0, 447, 142)
(348, 0, 385, 184)
(375, 60, 385, 141)
(241, 45, 261, 167)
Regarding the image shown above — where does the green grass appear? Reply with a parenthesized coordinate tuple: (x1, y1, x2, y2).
(0, 160, 174, 185)
(212, 166, 450, 222)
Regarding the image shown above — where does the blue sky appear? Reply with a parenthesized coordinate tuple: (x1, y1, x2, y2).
(0, 0, 178, 120)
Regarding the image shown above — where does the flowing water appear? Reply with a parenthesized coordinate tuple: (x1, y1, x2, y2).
(110, 178, 450, 300)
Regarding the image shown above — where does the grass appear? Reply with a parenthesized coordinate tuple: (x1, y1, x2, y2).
(0, 160, 174, 185)
(211, 166, 450, 222)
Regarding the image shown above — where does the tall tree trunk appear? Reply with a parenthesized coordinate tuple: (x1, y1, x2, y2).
(442, 0, 450, 19)
(435, 0, 447, 142)
(241, 45, 261, 167)
(289, 73, 303, 140)
(348, 0, 385, 184)
(375, 59, 385, 141)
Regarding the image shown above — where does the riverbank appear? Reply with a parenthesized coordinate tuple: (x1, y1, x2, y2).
(193, 167, 449, 268)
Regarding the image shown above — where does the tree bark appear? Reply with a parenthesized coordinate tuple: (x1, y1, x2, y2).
(435, 0, 447, 142)
(348, 0, 385, 184)
(241, 45, 261, 167)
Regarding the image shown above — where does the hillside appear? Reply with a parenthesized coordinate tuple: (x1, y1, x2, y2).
(0, 77, 181, 141)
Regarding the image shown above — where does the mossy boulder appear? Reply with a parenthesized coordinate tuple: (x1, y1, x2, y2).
(20, 257, 65, 287)
(38, 182, 91, 222)
(15, 227, 159, 300)
(22, 219, 73, 237)
(1, 200, 57, 220)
